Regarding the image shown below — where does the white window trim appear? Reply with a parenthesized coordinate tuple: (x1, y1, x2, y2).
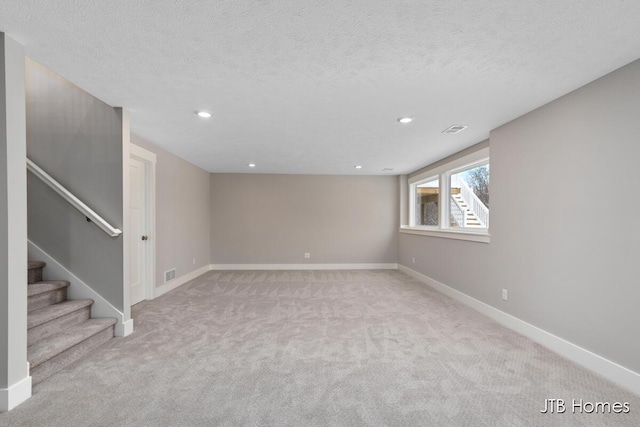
(400, 226, 490, 243)
(405, 147, 490, 243)
(409, 174, 439, 229)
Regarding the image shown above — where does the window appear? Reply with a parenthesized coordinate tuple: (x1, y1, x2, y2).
(449, 162, 489, 228)
(415, 177, 439, 226)
(405, 147, 490, 242)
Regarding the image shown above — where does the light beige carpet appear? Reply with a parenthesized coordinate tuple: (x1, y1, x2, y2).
(1, 270, 637, 426)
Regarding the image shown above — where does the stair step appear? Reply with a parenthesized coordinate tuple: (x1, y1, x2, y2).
(28, 261, 46, 269)
(28, 299, 93, 329)
(28, 261, 46, 284)
(28, 280, 70, 312)
(28, 317, 116, 367)
(28, 300, 93, 345)
(28, 318, 116, 384)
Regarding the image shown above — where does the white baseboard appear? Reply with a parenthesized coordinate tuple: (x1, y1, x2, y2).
(116, 319, 134, 338)
(28, 240, 131, 337)
(152, 263, 399, 297)
(154, 265, 211, 298)
(398, 264, 640, 396)
(0, 375, 32, 412)
(209, 263, 398, 271)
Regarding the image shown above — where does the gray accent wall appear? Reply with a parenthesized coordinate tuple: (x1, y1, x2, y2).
(210, 174, 398, 264)
(0, 33, 28, 399)
(26, 59, 125, 311)
(131, 135, 210, 287)
(399, 59, 640, 374)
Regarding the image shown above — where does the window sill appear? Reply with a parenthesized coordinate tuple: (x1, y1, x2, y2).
(399, 226, 490, 243)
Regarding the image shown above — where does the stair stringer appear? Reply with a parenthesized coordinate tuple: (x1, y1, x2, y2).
(28, 240, 133, 337)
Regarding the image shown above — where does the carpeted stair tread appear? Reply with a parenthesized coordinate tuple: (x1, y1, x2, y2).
(28, 317, 117, 368)
(28, 261, 46, 270)
(30, 324, 115, 385)
(28, 281, 70, 312)
(28, 299, 93, 329)
(27, 280, 70, 297)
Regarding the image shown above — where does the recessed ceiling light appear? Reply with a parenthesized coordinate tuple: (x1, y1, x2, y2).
(248, 163, 256, 168)
(354, 165, 363, 169)
(397, 117, 413, 124)
(442, 124, 468, 134)
(196, 111, 212, 118)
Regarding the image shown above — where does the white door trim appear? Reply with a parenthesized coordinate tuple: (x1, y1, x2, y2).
(130, 144, 157, 302)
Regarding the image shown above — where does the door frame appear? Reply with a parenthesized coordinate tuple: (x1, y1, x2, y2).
(130, 143, 157, 302)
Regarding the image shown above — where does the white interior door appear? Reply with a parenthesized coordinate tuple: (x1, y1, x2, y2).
(130, 157, 147, 305)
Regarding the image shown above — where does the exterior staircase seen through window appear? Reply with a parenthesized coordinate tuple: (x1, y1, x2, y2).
(449, 174, 489, 228)
(450, 193, 483, 227)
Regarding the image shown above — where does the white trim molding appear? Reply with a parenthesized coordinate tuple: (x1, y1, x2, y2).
(118, 319, 134, 337)
(153, 263, 399, 298)
(130, 143, 157, 163)
(408, 146, 490, 185)
(400, 226, 490, 243)
(28, 240, 132, 337)
(154, 265, 211, 298)
(0, 374, 31, 412)
(399, 264, 640, 396)
(406, 146, 490, 239)
(130, 143, 157, 303)
(209, 263, 398, 271)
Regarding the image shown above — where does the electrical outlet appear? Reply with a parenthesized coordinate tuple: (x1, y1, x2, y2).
(304, 252, 311, 259)
(412, 257, 416, 264)
(192, 257, 196, 265)
(502, 289, 508, 301)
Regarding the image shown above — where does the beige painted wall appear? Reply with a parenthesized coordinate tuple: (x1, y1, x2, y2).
(131, 135, 210, 287)
(399, 58, 640, 374)
(210, 174, 398, 264)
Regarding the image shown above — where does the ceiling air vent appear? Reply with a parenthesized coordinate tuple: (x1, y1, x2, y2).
(442, 125, 468, 134)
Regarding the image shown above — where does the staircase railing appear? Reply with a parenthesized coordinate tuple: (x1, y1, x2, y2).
(449, 196, 467, 227)
(26, 158, 122, 237)
(451, 175, 489, 228)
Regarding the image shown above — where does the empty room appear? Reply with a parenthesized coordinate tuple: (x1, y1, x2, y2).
(1, 1, 639, 426)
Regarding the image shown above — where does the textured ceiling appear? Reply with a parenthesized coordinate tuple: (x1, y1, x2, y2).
(2, 1, 640, 174)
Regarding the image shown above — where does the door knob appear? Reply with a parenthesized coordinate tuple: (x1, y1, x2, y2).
(141, 235, 148, 241)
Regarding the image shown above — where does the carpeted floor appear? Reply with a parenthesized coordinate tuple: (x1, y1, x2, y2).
(1, 270, 638, 426)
